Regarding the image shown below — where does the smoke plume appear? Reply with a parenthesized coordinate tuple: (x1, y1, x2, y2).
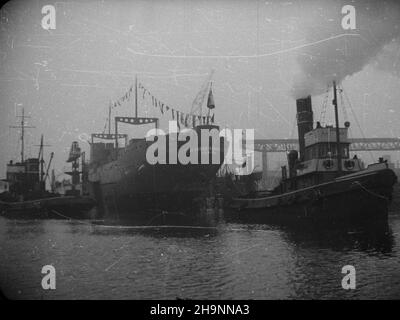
(292, 0, 400, 98)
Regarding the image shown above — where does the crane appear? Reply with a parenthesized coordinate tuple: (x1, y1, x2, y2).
(65, 141, 82, 195)
(44, 152, 54, 185)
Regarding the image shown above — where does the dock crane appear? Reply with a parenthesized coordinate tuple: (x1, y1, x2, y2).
(36, 134, 52, 192)
(65, 141, 85, 196)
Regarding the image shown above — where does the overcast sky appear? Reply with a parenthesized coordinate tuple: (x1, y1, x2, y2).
(1, 0, 400, 178)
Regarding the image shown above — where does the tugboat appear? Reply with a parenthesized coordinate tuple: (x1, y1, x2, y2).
(230, 81, 397, 222)
(0, 109, 96, 219)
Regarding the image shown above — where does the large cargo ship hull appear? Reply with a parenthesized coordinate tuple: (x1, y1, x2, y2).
(90, 162, 223, 216)
(88, 125, 225, 219)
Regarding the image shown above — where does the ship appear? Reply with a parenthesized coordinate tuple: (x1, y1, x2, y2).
(230, 81, 398, 223)
(0, 109, 96, 219)
(87, 76, 225, 220)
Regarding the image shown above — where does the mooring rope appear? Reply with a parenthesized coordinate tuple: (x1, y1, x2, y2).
(50, 209, 101, 226)
(51, 209, 72, 220)
(50, 209, 218, 229)
(48, 209, 279, 233)
(353, 181, 389, 201)
(145, 210, 188, 226)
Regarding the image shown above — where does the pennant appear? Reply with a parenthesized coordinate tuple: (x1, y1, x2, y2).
(134, 85, 213, 128)
(191, 70, 214, 114)
(207, 88, 215, 109)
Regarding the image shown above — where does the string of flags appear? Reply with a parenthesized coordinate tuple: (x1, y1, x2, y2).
(138, 82, 215, 129)
(109, 80, 216, 129)
(110, 84, 134, 109)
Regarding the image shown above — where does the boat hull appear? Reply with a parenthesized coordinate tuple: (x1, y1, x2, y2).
(88, 125, 226, 218)
(0, 196, 96, 219)
(229, 167, 397, 223)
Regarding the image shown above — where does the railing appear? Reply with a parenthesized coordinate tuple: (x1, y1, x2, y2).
(254, 138, 400, 152)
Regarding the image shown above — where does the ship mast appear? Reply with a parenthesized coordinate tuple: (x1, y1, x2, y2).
(135, 75, 138, 118)
(108, 104, 111, 135)
(20, 109, 26, 162)
(39, 135, 45, 186)
(10, 107, 35, 163)
(332, 81, 342, 174)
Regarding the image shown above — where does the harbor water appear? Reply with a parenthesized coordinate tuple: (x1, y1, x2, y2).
(1, 203, 400, 299)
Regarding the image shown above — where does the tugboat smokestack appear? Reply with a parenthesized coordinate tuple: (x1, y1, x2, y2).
(296, 96, 313, 161)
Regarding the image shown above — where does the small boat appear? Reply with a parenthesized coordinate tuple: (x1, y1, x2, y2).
(230, 81, 397, 222)
(0, 109, 96, 219)
(0, 196, 96, 219)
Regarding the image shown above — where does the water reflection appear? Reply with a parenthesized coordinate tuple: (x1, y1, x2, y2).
(283, 220, 394, 255)
(88, 223, 221, 239)
(0, 211, 399, 299)
(3, 219, 46, 237)
(229, 218, 394, 255)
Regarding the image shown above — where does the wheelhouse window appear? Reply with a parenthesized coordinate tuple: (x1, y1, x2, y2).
(305, 143, 350, 160)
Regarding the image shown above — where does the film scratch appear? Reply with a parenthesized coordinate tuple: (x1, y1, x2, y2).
(0, 0, 399, 304)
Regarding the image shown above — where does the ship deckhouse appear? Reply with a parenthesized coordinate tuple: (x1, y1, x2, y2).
(297, 124, 364, 178)
(281, 85, 366, 191)
(304, 125, 349, 160)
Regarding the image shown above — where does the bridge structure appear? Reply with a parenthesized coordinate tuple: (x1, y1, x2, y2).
(253, 138, 400, 188)
(254, 138, 400, 152)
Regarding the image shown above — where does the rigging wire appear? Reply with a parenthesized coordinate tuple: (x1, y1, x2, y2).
(319, 86, 330, 126)
(338, 85, 349, 122)
(288, 114, 298, 139)
(101, 116, 108, 134)
(341, 85, 375, 163)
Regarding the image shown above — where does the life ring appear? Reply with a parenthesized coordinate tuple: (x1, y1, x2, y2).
(323, 159, 334, 170)
(344, 160, 355, 170)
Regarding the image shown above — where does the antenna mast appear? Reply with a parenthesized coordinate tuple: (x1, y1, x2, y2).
(135, 75, 138, 118)
(10, 107, 35, 162)
(108, 104, 111, 135)
(332, 81, 342, 174)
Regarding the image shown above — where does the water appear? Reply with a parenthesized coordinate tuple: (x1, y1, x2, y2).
(1, 208, 400, 299)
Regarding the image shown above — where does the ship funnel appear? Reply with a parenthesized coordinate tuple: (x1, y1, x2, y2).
(296, 96, 313, 161)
